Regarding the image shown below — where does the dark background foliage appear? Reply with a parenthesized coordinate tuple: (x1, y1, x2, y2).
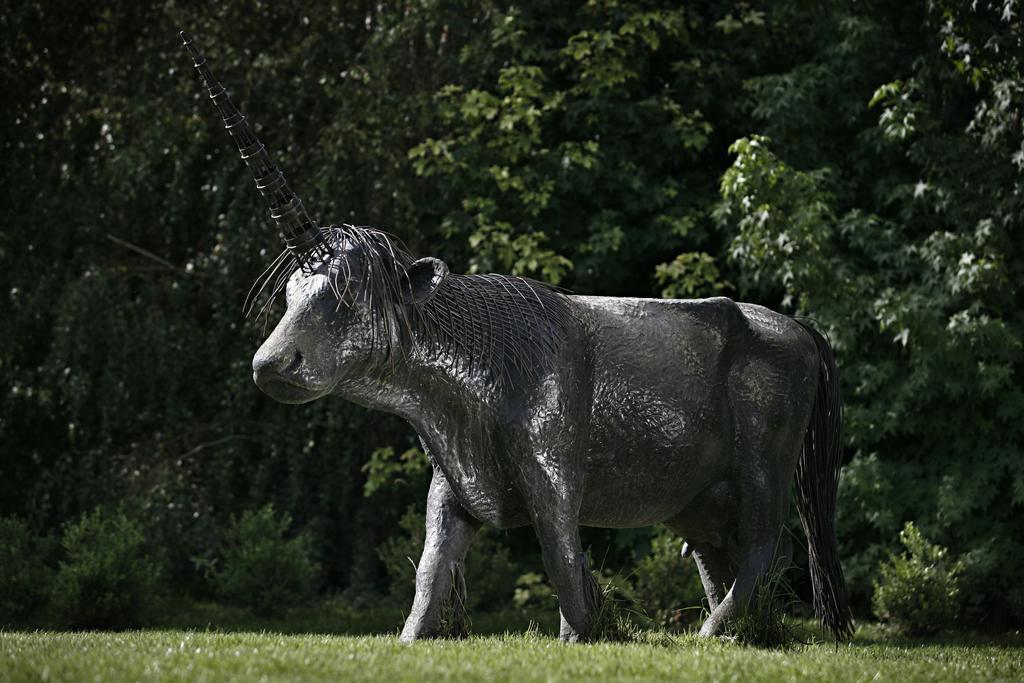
(2, 0, 1021, 627)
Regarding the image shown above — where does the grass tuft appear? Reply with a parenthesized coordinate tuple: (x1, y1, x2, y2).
(720, 561, 800, 648)
(588, 570, 664, 643)
(435, 567, 470, 639)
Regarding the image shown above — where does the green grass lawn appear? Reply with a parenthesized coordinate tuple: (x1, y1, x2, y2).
(3, 623, 1022, 682)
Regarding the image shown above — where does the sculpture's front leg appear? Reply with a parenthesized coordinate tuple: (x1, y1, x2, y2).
(399, 465, 480, 643)
(533, 510, 601, 642)
(518, 447, 601, 642)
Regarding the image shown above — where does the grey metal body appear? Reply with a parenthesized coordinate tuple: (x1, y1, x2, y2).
(252, 254, 844, 641)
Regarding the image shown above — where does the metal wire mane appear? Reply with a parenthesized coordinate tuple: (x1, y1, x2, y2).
(244, 226, 573, 388)
(418, 272, 572, 388)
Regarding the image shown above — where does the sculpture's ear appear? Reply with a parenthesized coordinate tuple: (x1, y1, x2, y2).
(403, 257, 449, 305)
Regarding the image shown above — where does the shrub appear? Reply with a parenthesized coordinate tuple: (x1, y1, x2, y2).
(513, 571, 555, 610)
(212, 504, 318, 616)
(466, 534, 520, 611)
(632, 526, 705, 630)
(0, 516, 52, 623)
(378, 506, 521, 611)
(872, 521, 963, 636)
(52, 507, 163, 628)
(375, 506, 423, 605)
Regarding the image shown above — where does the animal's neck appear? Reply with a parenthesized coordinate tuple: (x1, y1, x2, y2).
(332, 272, 572, 435)
(331, 351, 495, 449)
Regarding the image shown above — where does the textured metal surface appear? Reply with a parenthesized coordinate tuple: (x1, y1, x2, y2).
(182, 31, 853, 643)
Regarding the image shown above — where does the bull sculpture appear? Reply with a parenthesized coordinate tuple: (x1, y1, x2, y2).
(182, 31, 853, 642)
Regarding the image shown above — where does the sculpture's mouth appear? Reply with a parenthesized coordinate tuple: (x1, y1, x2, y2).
(253, 374, 328, 404)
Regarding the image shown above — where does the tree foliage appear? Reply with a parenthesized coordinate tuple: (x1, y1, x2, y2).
(715, 1, 1024, 623)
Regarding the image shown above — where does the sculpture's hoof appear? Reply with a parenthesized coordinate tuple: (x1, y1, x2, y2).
(698, 620, 721, 638)
(398, 624, 431, 643)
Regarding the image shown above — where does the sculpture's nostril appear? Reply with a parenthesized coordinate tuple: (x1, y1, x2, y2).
(283, 350, 303, 374)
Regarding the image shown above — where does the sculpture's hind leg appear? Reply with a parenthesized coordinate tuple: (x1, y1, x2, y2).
(691, 546, 734, 613)
(698, 538, 778, 636)
(693, 342, 816, 637)
(664, 521, 735, 614)
(695, 461, 795, 638)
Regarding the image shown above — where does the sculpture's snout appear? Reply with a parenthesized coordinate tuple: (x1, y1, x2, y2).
(252, 348, 302, 384)
(251, 347, 324, 404)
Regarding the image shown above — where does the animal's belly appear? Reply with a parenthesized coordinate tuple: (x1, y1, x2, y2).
(578, 442, 726, 528)
(578, 384, 732, 528)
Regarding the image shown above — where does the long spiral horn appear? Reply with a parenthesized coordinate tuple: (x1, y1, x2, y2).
(180, 30, 330, 270)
